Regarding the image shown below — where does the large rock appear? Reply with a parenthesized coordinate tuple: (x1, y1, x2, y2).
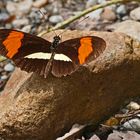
(106, 20, 140, 41)
(0, 30, 140, 140)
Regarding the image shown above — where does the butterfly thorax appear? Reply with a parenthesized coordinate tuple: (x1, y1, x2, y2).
(50, 36, 61, 51)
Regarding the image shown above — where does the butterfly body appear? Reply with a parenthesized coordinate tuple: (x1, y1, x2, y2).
(0, 29, 106, 78)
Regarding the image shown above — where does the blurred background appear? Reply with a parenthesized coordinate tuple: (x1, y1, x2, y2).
(0, 1, 140, 139)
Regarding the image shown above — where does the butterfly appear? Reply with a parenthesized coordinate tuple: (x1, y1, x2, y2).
(0, 29, 106, 78)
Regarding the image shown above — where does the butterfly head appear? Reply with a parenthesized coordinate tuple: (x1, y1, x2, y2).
(51, 36, 61, 50)
(53, 36, 61, 42)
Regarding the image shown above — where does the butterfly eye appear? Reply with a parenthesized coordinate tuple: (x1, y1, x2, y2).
(53, 36, 61, 41)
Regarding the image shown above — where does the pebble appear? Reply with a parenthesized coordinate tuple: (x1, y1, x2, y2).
(12, 18, 29, 28)
(33, 0, 48, 8)
(18, 0, 32, 16)
(21, 25, 32, 33)
(89, 135, 100, 140)
(86, 0, 98, 8)
(123, 118, 140, 131)
(6, 0, 32, 16)
(1, 75, 8, 80)
(49, 15, 63, 24)
(0, 13, 10, 23)
(4, 63, 15, 72)
(6, 1, 17, 15)
(101, 8, 117, 21)
(130, 7, 140, 21)
(98, 0, 106, 4)
(87, 9, 103, 20)
(127, 101, 140, 110)
(116, 5, 127, 16)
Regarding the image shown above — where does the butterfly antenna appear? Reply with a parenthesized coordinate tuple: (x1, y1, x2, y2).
(58, 16, 89, 37)
(39, 10, 58, 36)
(38, 9, 46, 19)
(52, 29, 57, 36)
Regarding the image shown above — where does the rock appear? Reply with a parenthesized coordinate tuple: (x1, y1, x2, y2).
(89, 135, 100, 140)
(4, 63, 15, 72)
(123, 119, 140, 131)
(6, 0, 32, 16)
(18, 0, 32, 15)
(106, 20, 140, 41)
(116, 5, 127, 16)
(1, 75, 8, 80)
(12, 18, 29, 28)
(6, 1, 17, 15)
(49, 15, 63, 24)
(127, 101, 140, 110)
(98, 0, 106, 4)
(0, 30, 140, 140)
(101, 8, 117, 21)
(21, 25, 32, 33)
(33, 0, 48, 8)
(86, 0, 98, 8)
(122, 16, 129, 21)
(108, 131, 140, 140)
(56, 124, 85, 140)
(0, 13, 10, 23)
(87, 9, 103, 20)
(130, 7, 140, 21)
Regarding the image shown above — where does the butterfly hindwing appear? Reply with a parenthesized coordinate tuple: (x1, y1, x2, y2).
(51, 36, 106, 77)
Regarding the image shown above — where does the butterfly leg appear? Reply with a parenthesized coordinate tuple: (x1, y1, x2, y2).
(44, 51, 56, 78)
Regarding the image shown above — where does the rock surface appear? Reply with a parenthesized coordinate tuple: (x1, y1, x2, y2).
(130, 7, 140, 21)
(107, 20, 140, 41)
(0, 30, 140, 140)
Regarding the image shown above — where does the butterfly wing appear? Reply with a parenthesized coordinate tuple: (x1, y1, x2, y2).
(52, 36, 106, 77)
(0, 29, 52, 76)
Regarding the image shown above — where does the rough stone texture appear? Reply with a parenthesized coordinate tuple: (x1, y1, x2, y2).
(130, 7, 140, 21)
(0, 30, 140, 140)
(106, 20, 140, 41)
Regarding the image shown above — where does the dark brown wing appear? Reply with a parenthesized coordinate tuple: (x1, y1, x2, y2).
(52, 36, 106, 77)
(0, 29, 51, 76)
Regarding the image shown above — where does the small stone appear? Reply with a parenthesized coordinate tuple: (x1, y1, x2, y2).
(101, 8, 117, 21)
(0, 13, 10, 22)
(12, 18, 29, 28)
(98, 0, 106, 4)
(87, 9, 103, 20)
(122, 16, 129, 21)
(18, 0, 33, 15)
(6, 0, 32, 16)
(127, 101, 140, 110)
(86, 0, 98, 8)
(49, 15, 63, 24)
(130, 7, 140, 21)
(6, 1, 17, 15)
(33, 0, 48, 8)
(5, 23, 13, 29)
(21, 25, 32, 33)
(116, 5, 127, 16)
(89, 135, 100, 140)
(123, 118, 140, 131)
(1, 75, 8, 80)
(4, 63, 15, 72)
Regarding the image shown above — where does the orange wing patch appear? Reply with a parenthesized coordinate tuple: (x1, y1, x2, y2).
(3, 31, 24, 58)
(78, 37, 93, 64)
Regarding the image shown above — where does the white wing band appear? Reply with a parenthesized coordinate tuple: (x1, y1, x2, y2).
(24, 52, 72, 62)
